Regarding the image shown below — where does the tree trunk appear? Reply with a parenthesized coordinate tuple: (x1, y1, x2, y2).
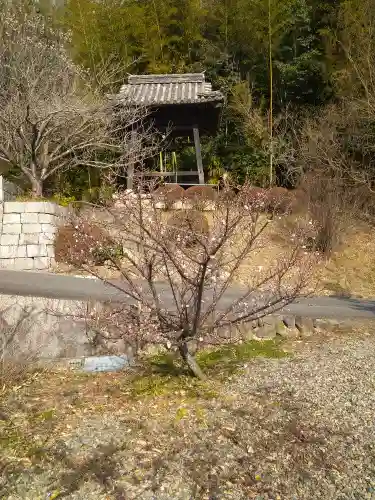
(31, 178, 43, 198)
(178, 342, 206, 380)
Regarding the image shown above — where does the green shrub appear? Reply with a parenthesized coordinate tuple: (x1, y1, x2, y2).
(16, 193, 47, 202)
(91, 243, 124, 265)
(16, 193, 76, 207)
(82, 185, 114, 205)
(50, 193, 76, 207)
(98, 184, 115, 203)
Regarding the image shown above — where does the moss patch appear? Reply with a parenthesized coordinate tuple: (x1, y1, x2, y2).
(196, 339, 288, 374)
(128, 373, 220, 400)
(129, 339, 288, 400)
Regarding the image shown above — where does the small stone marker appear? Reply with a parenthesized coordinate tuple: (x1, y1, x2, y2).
(82, 355, 131, 373)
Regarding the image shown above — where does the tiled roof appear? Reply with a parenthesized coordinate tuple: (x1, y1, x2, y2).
(116, 73, 224, 106)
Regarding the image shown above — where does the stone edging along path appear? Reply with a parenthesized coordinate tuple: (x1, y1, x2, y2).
(216, 314, 345, 342)
(45, 315, 346, 373)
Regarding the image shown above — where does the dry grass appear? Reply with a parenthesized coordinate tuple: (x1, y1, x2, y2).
(236, 216, 375, 298)
(0, 339, 285, 498)
(2, 326, 375, 499)
(53, 204, 375, 299)
(317, 224, 375, 298)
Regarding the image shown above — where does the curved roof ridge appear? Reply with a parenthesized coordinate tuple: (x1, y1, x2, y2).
(116, 72, 224, 106)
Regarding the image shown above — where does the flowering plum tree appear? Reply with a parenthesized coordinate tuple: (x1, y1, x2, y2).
(67, 183, 318, 379)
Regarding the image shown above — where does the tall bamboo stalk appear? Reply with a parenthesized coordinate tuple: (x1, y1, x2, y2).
(268, 0, 274, 186)
(152, 0, 164, 63)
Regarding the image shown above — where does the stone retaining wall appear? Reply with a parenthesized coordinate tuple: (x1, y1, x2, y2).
(0, 176, 21, 202)
(0, 294, 97, 360)
(0, 201, 67, 270)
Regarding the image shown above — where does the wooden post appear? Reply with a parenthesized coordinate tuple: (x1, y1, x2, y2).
(127, 129, 136, 190)
(193, 126, 205, 185)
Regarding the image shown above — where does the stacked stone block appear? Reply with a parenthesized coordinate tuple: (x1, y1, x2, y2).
(0, 176, 21, 202)
(0, 201, 67, 270)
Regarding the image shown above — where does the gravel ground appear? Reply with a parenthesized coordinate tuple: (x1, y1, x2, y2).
(2, 333, 375, 499)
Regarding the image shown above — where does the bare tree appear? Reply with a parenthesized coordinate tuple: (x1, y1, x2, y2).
(273, 97, 375, 258)
(0, 4, 158, 197)
(64, 183, 318, 379)
(306, 0, 375, 192)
